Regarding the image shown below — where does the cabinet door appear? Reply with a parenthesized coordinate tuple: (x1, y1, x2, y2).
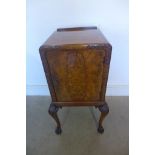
(46, 49, 109, 102)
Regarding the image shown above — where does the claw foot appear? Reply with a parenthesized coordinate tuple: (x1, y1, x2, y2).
(97, 126, 104, 134)
(55, 127, 62, 135)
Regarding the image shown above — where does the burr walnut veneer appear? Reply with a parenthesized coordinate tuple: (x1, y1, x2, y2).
(39, 27, 112, 134)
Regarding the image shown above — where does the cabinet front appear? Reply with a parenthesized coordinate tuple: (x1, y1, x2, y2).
(46, 49, 109, 102)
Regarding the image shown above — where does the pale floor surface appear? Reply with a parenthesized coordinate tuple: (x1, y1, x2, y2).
(26, 96, 129, 155)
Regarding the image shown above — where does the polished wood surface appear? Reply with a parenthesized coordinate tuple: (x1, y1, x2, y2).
(39, 26, 112, 134)
(46, 49, 109, 103)
(42, 28, 109, 48)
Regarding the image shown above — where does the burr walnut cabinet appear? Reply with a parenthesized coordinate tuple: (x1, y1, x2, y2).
(39, 26, 112, 134)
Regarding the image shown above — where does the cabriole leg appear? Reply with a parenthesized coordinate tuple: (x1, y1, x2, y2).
(48, 103, 62, 135)
(97, 103, 109, 134)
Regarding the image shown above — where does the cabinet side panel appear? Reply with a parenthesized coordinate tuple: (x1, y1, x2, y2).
(39, 48, 57, 101)
(46, 49, 109, 103)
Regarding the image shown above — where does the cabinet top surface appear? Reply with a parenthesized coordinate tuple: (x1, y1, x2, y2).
(42, 27, 110, 48)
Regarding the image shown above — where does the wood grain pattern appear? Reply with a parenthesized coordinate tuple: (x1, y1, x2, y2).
(42, 29, 109, 48)
(39, 27, 112, 134)
(46, 49, 109, 104)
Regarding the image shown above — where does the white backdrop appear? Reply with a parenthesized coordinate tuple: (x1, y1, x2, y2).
(26, 0, 129, 95)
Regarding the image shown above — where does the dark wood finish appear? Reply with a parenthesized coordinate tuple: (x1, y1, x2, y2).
(57, 26, 97, 32)
(39, 26, 112, 134)
(97, 103, 109, 133)
(51, 101, 106, 106)
(48, 104, 62, 134)
(40, 27, 109, 48)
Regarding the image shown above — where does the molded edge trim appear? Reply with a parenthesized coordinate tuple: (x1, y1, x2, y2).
(39, 43, 112, 51)
(57, 26, 97, 32)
